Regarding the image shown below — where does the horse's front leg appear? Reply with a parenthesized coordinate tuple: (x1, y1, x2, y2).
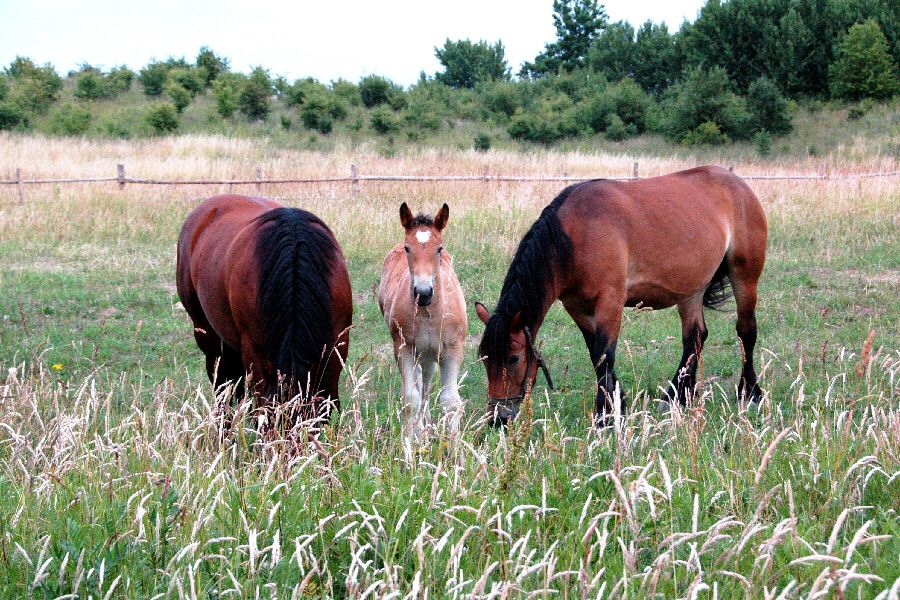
(398, 349, 425, 459)
(438, 346, 464, 436)
(591, 291, 625, 427)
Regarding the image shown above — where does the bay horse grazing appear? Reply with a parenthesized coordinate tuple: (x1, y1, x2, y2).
(176, 195, 352, 424)
(379, 203, 467, 454)
(475, 166, 767, 427)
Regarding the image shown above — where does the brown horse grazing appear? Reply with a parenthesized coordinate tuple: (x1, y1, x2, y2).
(176, 195, 353, 422)
(475, 166, 767, 426)
(379, 203, 467, 457)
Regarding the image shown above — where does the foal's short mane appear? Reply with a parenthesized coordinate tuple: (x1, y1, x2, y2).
(479, 182, 582, 365)
(255, 207, 339, 399)
(407, 213, 433, 228)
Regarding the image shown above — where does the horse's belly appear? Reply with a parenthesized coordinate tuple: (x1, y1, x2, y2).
(624, 280, 694, 310)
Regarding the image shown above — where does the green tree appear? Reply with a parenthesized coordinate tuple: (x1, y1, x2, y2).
(359, 75, 396, 108)
(746, 76, 792, 134)
(659, 66, 752, 141)
(239, 67, 272, 120)
(146, 103, 179, 133)
(74, 71, 111, 100)
(139, 62, 169, 96)
(168, 68, 205, 96)
(195, 46, 229, 86)
(165, 81, 191, 113)
(434, 39, 510, 88)
(633, 22, 679, 95)
(829, 19, 899, 100)
(212, 72, 246, 118)
(107, 66, 134, 93)
(521, 0, 607, 76)
(587, 21, 635, 82)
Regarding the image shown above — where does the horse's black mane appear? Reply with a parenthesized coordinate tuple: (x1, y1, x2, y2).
(255, 207, 338, 398)
(479, 183, 582, 366)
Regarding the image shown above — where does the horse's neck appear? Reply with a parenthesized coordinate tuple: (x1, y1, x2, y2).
(504, 272, 560, 335)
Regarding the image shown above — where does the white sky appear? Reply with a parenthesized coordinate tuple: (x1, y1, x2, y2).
(0, 1, 706, 85)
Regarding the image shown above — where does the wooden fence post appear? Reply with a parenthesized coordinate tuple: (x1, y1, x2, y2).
(16, 168, 23, 205)
(350, 163, 359, 196)
(255, 166, 262, 195)
(632, 162, 639, 179)
(482, 165, 489, 183)
(117, 163, 126, 190)
(728, 165, 734, 172)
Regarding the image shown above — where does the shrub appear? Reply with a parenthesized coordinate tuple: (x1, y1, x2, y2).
(168, 68, 205, 96)
(4, 59, 62, 113)
(239, 67, 272, 120)
(847, 98, 875, 120)
(402, 98, 443, 131)
(0, 101, 28, 130)
(165, 81, 191, 113)
(681, 121, 729, 146)
(195, 47, 229, 86)
(285, 78, 328, 107)
(331, 79, 361, 106)
(474, 133, 491, 151)
(107, 66, 134, 93)
(300, 92, 341, 133)
(213, 72, 245, 118)
(146, 103, 179, 134)
(435, 39, 510, 88)
(139, 62, 169, 96)
(746, 76, 792, 135)
(754, 130, 772, 155)
(606, 78, 651, 131)
(388, 91, 408, 111)
(508, 109, 562, 144)
(359, 75, 395, 108)
(46, 103, 92, 135)
(478, 80, 523, 119)
(508, 93, 584, 144)
(829, 19, 899, 101)
(74, 72, 111, 100)
(604, 114, 628, 141)
(280, 115, 292, 130)
(660, 67, 751, 140)
(370, 105, 400, 134)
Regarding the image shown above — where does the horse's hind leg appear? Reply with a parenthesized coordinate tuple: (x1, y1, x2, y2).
(730, 271, 763, 404)
(667, 294, 708, 406)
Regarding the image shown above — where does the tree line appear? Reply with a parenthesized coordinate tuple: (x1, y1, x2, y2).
(0, 0, 896, 149)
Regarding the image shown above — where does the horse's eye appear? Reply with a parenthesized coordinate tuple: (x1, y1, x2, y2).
(508, 355, 520, 365)
(404, 245, 410, 253)
(437, 246, 443, 254)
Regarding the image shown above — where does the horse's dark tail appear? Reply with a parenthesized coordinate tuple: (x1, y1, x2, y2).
(703, 256, 733, 310)
(255, 207, 338, 402)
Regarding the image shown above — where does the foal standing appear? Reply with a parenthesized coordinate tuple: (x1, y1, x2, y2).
(379, 203, 467, 454)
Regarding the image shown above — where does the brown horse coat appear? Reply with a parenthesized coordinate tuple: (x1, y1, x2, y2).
(177, 195, 352, 419)
(477, 166, 767, 425)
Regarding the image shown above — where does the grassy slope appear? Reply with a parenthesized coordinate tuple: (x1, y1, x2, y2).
(0, 137, 897, 598)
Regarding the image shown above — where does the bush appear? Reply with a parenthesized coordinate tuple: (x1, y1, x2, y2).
(213, 72, 245, 118)
(370, 105, 400, 134)
(508, 93, 584, 144)
(300, 92, 341, 134)
(604, 114, 629, 141)
(139, 62, 169, 96)
(196, 47, 228, 86)
(754, 130, 772, 155)
(46, 103, 92, 135)
(747, 76, 792, 135)
(474, 133, 492, 151)
(606, 78, 652, 131)
(660, 67, 751, 140)
(435, 39, 510, 88)
(847, 98, 875, 120)
(280, 115, 292, 130)
(146, 103, 179, 134)
(285, 78, 328, 107)
(359, 75, 395, 108)
(331, 79, 361, 106)
(165, 81, 191, 113)
(681, 121, 729, 146)
(239, 67, 272, 120)
(168, 68, 205, 96)
(4, 59, 62, 113)
(478, 80, 523, 119)
(0, 101, 28, 130)
(402, 98, 443, 131)
(829, 19, 899, 101)
(107, 66, 134, 93)
(74, 71, 111, 100)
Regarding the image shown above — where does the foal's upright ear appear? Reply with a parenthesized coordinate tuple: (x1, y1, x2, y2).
(399, 202, 413, 229)
(474, 301, 491, 324)
(434, 203, 450, 231)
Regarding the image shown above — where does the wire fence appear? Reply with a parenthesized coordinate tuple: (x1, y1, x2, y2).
(2, 162, 898, 204)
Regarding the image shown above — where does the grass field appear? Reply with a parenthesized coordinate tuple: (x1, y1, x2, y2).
(0, 134, 898, 598)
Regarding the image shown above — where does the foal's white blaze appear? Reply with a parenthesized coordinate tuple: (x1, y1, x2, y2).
(415, 230, 431, 244)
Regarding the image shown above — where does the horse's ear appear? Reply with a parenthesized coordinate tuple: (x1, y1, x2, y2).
(434, 203, 449, 231)
(399, 202, 413, 229)
(474, 302, 491, 324)
(509, 311, 525, 332)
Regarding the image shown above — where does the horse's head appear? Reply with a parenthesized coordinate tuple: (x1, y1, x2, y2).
(475, 302, 554, 426)
(398, 202, 448, 307)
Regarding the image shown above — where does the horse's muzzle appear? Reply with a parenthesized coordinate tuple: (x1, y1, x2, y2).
(414, 286, 433, 306)
(486, 397, 522, 427)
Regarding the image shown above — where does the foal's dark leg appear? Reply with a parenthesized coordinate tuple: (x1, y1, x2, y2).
(667, 298, 708, 406)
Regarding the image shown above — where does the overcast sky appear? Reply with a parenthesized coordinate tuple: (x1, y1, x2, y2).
(0, 1, 706, 85)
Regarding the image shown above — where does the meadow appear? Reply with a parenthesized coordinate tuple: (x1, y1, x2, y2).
(0, 133, 898, 598)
